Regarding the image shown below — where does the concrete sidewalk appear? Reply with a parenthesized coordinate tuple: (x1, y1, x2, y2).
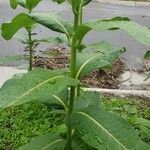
(0, 67, 26, 87)
(95, 0, 150, 6)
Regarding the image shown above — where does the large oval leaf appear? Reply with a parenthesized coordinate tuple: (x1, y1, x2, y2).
(76, 41, 125, 78)
(0, 68, 79, 109)
(29, 12, 73, 37)
(19, 133, 66, 150)
(2, 13, 35, 40)
(86, 17, 150, 47)
(71, 106, 150, 150)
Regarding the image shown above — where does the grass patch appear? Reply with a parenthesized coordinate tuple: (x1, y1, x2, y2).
(0, 102, 64, 150)
(102, 97, 150, 144)
(0, 97, 150, 149)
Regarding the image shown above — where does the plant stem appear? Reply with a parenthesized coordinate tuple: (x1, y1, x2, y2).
(77, 7, 83, 97)
(66, 12, 80, 150)
(28, 29, 33, 71)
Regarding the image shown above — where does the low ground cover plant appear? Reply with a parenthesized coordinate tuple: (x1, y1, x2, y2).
(0, 97, 149, 150)
(0, 0, 150, 149)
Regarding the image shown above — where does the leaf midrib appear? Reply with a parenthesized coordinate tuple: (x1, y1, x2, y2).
(42, 139, 64, 150)
(9, 75, 63, 106)
(76, 111, 128, 150)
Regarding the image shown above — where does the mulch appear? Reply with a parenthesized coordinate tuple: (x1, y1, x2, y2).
(33, 46, 124, 89)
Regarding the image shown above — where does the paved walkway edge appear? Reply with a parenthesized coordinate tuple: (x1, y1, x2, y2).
(84, 88, 150, 99)
(94, 0, 150, 6)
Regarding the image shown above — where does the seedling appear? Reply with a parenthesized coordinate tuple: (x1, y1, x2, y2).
(0, 0, 150, 149)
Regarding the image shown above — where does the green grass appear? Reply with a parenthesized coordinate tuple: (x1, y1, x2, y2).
(102, 97, 150, 144)
(0, 102, 64, 150)
(0, 97, 150, 149)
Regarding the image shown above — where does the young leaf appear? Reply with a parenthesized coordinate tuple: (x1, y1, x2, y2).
(10, 0, 18, 9)
(144, 51, 150, 59)
(0, 55, 24, 66)
(0, 68, 79, 109)
(2, 13, 35, 40)
(145, 73, 150, 80)
(26, 0, 42, 11)
(29, 12, 73, 37)
(73, 25, 91, 46)
(82, 0, 92, 6)
(74, 91, 101, 111)
(18, 133, 66, 150)
(52, 0, 66, 4)
(69, 0, 91, 11)
(17, 0, 27, 8)
(38, 34, 68, 45)
(76, 41, 125, 78)
(71, 106, 150, 150)
(86, 17, 150, 46)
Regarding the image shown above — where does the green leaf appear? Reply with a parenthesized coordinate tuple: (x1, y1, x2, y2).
(146, 73, 150, 80)
(82, 0, 92, 6)
(17, 0, 27, 8)
(0, 68, 79, 109)
(52, 0, 65, 4)
(29, 12, 73, 37)
(144, 51, 150, 59)
(10, 0, 18, 9)
(19, 133, 66, 150)
(17, 0, 41, 10)
(2, 13, 35, 40)
(26, 0, 42, 11)
(86, 17, 150, 46)
(74, 92, 101, 111)
(39, 34, 68, 45)
(134, 118, 150, 138)
(71, 106, 150, 150)
(73, 25, 91, 47)
(76, 41, 125, 77)
(0, 55, 24, 65)
(69, 0, 91, 11)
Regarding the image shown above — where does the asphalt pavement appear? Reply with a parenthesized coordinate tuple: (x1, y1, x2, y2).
(0, 0, 150, 70)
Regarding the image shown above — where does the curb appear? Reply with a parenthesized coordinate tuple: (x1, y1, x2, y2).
(94, 0, 150, 6)
(85, 88, 150, 99)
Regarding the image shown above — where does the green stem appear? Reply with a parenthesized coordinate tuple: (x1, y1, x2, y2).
(77, 6, 83, 97)
(28, 29, 33, 71)
(66, 12, 80, 150)
(79, 8, 83, 25)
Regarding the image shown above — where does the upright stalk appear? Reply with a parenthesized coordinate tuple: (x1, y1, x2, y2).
(28, 10, 33, 71)
(66, 12, 80, 150)
(28, 29, 33, 71)
(77, 6, 83, 96)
